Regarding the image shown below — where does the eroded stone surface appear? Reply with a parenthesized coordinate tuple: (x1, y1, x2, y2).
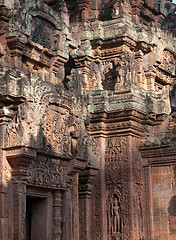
(0, 0, 176, 239)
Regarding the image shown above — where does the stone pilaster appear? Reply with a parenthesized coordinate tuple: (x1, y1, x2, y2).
(53, 191, 62, 240)
(5, 146, 36, 240)
(0, 107, 12, 239)
(13, 182, 26, 240)
(79, 167, 98, 240)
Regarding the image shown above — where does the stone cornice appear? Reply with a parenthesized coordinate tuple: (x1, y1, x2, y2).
(5, 146, 36, 176)
(72, 17, 176, 52)
(140, 145, 176, 166)
(88, 108, 167, 137)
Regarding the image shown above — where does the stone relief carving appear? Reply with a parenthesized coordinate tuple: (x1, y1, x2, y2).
(88, 62, 104, 90)
(159, 50, 175, 75)
(99, 0, 131, 21)
(1, 1, 176, 239)
(68, 124, 78, 157)
(2, 67, 99, 169)
(27, 157, 67, 188)
(6, 0, 70, 80)
(105, 136, 131, 239)
(112, 2, 120, 18)
(32, 17, 55, 49)
(105, 137, 124, 185)
(112, 195, 121, 233)
(99, 52, 139, 91)
(107, 190, 122, 239)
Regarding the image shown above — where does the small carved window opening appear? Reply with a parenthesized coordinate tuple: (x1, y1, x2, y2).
(154, 77, 165, 93)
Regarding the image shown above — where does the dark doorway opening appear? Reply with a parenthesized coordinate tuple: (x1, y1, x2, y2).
(26, 195, 47, 240)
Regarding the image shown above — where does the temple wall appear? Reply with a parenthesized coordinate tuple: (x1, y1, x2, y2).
(0, 0, 176, 239)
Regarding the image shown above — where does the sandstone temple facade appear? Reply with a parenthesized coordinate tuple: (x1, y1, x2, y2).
(0, 0, 176, 239)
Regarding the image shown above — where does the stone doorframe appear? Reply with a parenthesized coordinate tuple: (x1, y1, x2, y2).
(5, 146, 64, 240)
(5, 145, 97, 240)
(25, 186, 55, 240)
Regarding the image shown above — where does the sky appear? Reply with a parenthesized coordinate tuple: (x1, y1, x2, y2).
(173, 0, 176, 4)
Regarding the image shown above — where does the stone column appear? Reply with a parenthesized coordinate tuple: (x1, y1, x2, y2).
(53, 191, 62, 240)
(0, 107, 12, 240)
(13, 182, 26, 240)
(97, 136, 107, 240)
(0, 149, 6, 240)
(64, 158, 87, 240)
(62, 188, 73, 240)
(79, 168, 98, 240)
(72, 173, 79, 240)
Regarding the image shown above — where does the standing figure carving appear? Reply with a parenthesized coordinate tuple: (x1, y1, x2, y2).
(137, 196, 143, 233)
(112, 195, 121, 233)
(112, 2, 120, 18)
(107, 193, 122, 238)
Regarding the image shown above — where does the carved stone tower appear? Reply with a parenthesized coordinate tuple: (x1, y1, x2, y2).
(0, 0, 176, 240)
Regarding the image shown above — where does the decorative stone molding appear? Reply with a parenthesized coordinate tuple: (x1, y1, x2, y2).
(5, 146, 36, 176)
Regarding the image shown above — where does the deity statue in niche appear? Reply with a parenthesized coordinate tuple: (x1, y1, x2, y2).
(89, 62, 104, 90)
(54, 31, 60, 51)
(107, 194, 122, 236)
(160, 50, 175, 75)
(68, 124, 78, 157)
(116, 63, 123, 84)
(102, 61, 118, 90)
(112, 2, 120, 18)
(137, 196, 143, 233)
(112, 195, 121, 233)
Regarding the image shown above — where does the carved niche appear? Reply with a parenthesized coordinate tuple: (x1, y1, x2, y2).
(98, 0, 116, 21)
(105, 136, 131, 239)
(20, 4, 65, 73)
(107, 189, 122, 240)
(32, 17, 54, 49)
(98, 0, 131, 21)
(112, 2, 120, 18)
(100, 52, 134, 91)
(31, 16, 61, 51)
(159, 50, 175, 75)
(88, 62, 104, 90)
